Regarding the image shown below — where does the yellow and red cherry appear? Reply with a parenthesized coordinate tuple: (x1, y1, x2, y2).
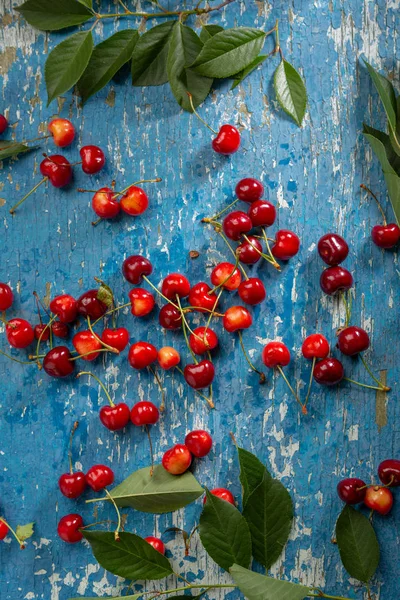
(185, 430, 212, 457)
(162, 444, 192, 475)
(52, 321, 69, 339)
(43, 346, 75, 378)
(337, 326, 369, 356)
(101, 327, 129, 352)
(189, 326, 218, 355)
(235, 178, 264, 203)
(237, 236, 262, 264)
(34, 323, 50, 342)
(159, 304, 182, 329)
(204, 488, 235, 505)
(57, 514, 84, 543)
(378, 459, 400, 487)
(122, 255, 153, 284)
(92, 187, 120, 219)
(47, 118, 75, 147)
(0, 283, 13, 311)
(313, 357, 344, 385)
(238, 278, 266, 305)
(130, 400, 159, 426)
(210, 262, 241, 291)
(129, 288, 155, 317)
(100, 402, 130, 431)
(73, 331, 102, 362)
(271, 230, 300, 260)
(302, 333, 330, 360)
(6, 318, 34, 348)
(248, 200, 276, 227)
(161, 273, 190, 300)
(59, 472, 87, 499)
(0, 114, 8, 135)
(262, 341, 290, 368)
(337, 477, 367, 504)
(364, 486, 394, 515)
(188, 282, 219, 312)
(86, 464, 114, 491)
(50, 294, 78, 323)
(318, 233, 349, 266)
(158, 346, 180, 370)
(223, 305, 252, 332)
(77, 289, 107, 320)
(79, 145, 105, 174)
(128, 341, 157, 369)
(222, 210, 252, 241)
(184, 359, 215, 389)
(320, 266, 353, 295)
(120, 185, 149, 216)
(145, 536, 165, 554)
(372, 223, 400, 248)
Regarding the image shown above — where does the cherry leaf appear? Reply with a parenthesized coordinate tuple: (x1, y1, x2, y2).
(16, 0, 93, 31)
(131, 22, 175, 86)
(237, 445, 268, 507)
(273, 58, 307, 127)
(199, 24, 224, 44)
(364, 59, 397, 134)
(230, 564, 313, 600)
(97, 282, 114, 307)
(0, 140, 36, 161)
(231, 54, 267, 90)
(16, 522, 35, 542)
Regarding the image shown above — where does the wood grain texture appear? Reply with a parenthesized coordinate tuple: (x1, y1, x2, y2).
(1, 1, 399, 599)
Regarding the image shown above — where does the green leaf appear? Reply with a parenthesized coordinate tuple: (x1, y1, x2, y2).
(364, 59, 397, 133)
(336, 505, 380, 583)
(45, 31, 94, 106)
(97, 282, 114, 307)
(167, 22, 213, 111)
(243, 471, 293, 568)
(231, 54, 267, 90)
(83, 531, 173, 581)
(274, 59, 307, 127)
(199, 489, 252, 572)
(363, 124, 400, 174)
(16, 522, 34, 542)
(131, 22, 175, 86)
(0, 140, 36, 161)
(78, 30, 138, 104)
(69, 596, 141, 600)
(77, 0, 92, 7)
(199, 24, 224, 44)
(102, 464, 203, 513)
(230, 565, 312, 600)
(237, 446, 269, 508)
(16, 0, 93, 31)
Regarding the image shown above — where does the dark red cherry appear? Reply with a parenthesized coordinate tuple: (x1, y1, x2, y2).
(129, 288, 155, 317)
(58, 472, 87, 499)
(378, 459, 400, 487)
(337, 478, 367, 504)
(92, 187, 120, 219)
(43, 346, 74, 378)
(159, 304, 182, 329)
(188, 282, 219, 313)
(212, 125, 240, 155)
(371, 224, 400, 248)
(222, 210, 252, 241)
(236, 236, 262, 264)
(337, 326, 369, 356)
(144, 536, 165, 554)
(128, 341, 157, 369)
(313, 357, 344, 385)
(48, 118, 75, 147)
(262, 341, 290, 368)
(122, 255, 153, 284)
(100, 403, 131, 431)
(0, 114, 8, 135)
(57, 514, 84, 543)
(318, 233, 349, 266)
(86, 464, 114, 491)
(52, 321, 69, 338)
(40, 155, 72, 187)
(50, 294, 78, 323)
(364, 486, 393, 515)
(248, 200, 276, 227)
(0, 283, 13, 311)
(6, 318, 34, 348)
(210, 262, 241, 291)
(184, 359, 215, 389)
(238, 278, 266, 305)
(185, 430, 212, 457)
(320, 266, 353, 295)
(235, 178, 264, 203)
(80, 145, 105, 174)
(161, 273, 190, 300)
(130, 401, 159, 426)
(302, 333, 329, 359)
(189, 326, 218, 355)
(162, 444, 192, 475)
(271, 230, 300, 260)
(223, 305, 252, 332)
(101, 327, 129, 352)
(77, 289, 107, 320)
(34, 323, 50, 342)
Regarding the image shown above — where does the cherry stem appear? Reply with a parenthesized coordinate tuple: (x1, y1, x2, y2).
(344, 377, 390, 392)
(177, 296, 198, 364)
(0, 518, 26, 549)
(145, 425, 155, 476)
(360, 184, 387, 225)
(276, 366, 305, 411)
(203, 198, 239, 223)
(0, 348, 37, 365)
(104, 488, 122, 541)
(238, 331, 266, 384)
(67, 420, 79, 475)
(209, 255, 240, 294)
(216, 230, 249, 279)
(92, 302, 131, 326)
(94, 0, 236, 21)
(243, 233, 281, 270)
(148, 365, 165, 411)
(187, 93, 217, 135)
(303, 357, 316, 413)
(87, 317, 119, 354)
(261, 228, 281, 270)
(35, 314, 57, 366)
(340, 291, 352, 327)
(175, 366, 214, 409)
(359, 354, 390, 390)
(76, 371, 115, 407)
(203, 289, 223, 337)
(9, 177, 47, 215)
(309, 591, 355, 600)
(142, 275, 180, 311)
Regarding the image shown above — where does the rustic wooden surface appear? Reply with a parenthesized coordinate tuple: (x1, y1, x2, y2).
(1, 1, 399, 599)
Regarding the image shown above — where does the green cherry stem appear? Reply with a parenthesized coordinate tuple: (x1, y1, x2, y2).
(69, 348, 113, 361)
(203, 289, 223, 338)
(217, 230, 249, 279)
(261, 228, 281, 270)
(343, 377, 390, 392)
(145, 424, 155, 476)
(187, 92, 217, 134)
(360, 184, 387, 225)
(303, 357, 316, 412)
(0, 349, 37, 365)
(208, 255, 240, 295)
(276, 366, 306, 412)
(92, 302, 131, 326)
(76, 371, 115, 406)
(359, 354, 390, 390)
(67, 420, 79, 474)
(87, 317, 119, 354)
(340, 291, 352, 327)
(202, 198, 240, 223)
(243, 233, 281, 270)
(148, 365, 165, 411)
(9, 177, 48, 215)
(35, 314, 57, 367)
(142, 275, 180, 311)
(238, 331, 266, 384)
(177, 297, 198, 364)
(0, 518, 26, 549)
(104, 489, 122, 541)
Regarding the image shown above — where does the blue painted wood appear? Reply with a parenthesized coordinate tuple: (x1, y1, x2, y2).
(0, 1, 399, 599)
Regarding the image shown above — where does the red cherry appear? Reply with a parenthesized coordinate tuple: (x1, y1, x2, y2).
(86, 464, 114, 491)
(101, 327, 129, 352)
(235, 178, 264, 203)
(48, 118, 75, 147)
(159, 304, 182, 330)
(57, 514, 84, 543)
(188, 282, 218, 312)
(0, 283, 13, 311)
(238, 278, 266, 305)
(162, 444, 192, 475)
(210, 262, 241, 291)
(144, 536, 165, 554)
(185, 430, 212, 457)
(40, 155, 72, 187)
(337, 326, 369, 356)
(212, 125, 240, 155)
(302, 334, 330, 360)
(158, 346, 180, 370)
(236, 236, 262, 264)
(320, 266, 353, 295)
(77, 289, 107, 320)
(248, 200, 276, 227)
(0, 114, 8, 135)
(6, 318, 34, 348)
(52, 321, 69, 338)
(364, 486, 393, 515)
(79, 145, 105, 174)
(161, 273, 190, 300)
(313, 357, 344, 385)
(222, 210, 252, 241)
(184, 359, 215, 389)
(337, 478, 367, 504)
(223, 305, 252, 332)
(0, 519, 9, 540)
(72, 330, 102, 361)
(271, 230, 300, 260)
(371, 223, 400, 248)
(130, 401, 159, 426)
(129, 288, 155, 317)
(43, 346, 75, 378)
(262, 341, 290, 368)
(92, 187, 120, 219)
(378, 459, 400, 487)
(34, 323, 50, 342)
(128, 341, 157, 369)
(205, 488, 235, 505)
(100, 402, 131, 431)
(122, 255, 153, 284)
(120, 186, 149, 216)
(58, 472, 87, 499)
(50, 294, 78, 323)
(189, 326, 218, 355)
(318, 233, 349, 266)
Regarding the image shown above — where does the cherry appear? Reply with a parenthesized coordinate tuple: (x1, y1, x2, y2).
(43, 346, 74, 378)
(6, 318, 34, 348)
(337, 326, 369, 356)
(235, 178, 264, 203)
(185, 430, 212, 457)
(320, 266, 353, 295)
(100, 402, 131, 431)
(86, 464, 114, 491)
(188, 282, 219, 312)
(318, 233, 349, 266)
(262, 341, 290, 368)
(145, 536, 165, 554)
(59, 472, 87, 499)
(80, 145, 105, 174)
(77, 289, 107, 320)
(120, 185, 149, 216)
(34, 323, 50, 342)
(57, 514, 84, 543)
(162, 444, 192, 475)
(205, 488, 235, 505)
(212, 125, 240, 155)
(238, 278, 266, 305)
(222, 211, 252, 241)
(302, 334, 330, 360)
(0, 520, 9, 539)
(0, 114, 8, 135)
(378, 459, 400, 487)
(236, 236, 262, 264)
(92, 187, 120, 219)
(210, 262, 241, 291)
(223, 305, 252, 332)
(159, 304, 182, 330)
(158, 346, 180, 370)
(101, 327, 129, 352)
(184, 359, 215, 389)
(271, 230, 300, 260)
(248, 200, 276, 227)
(129, 288, 155, 317)
(40, 155, 72, 187)
(313, 357, 344, 385)
(337, 478, 367, 504)
(128, 341, 157, 369)
(364, 486, 393, 515)
(122, 255, 153, 284)
(371, 224, 400, 248)
(130, 401, 159, 426)
(73, 330, 102, 362)
(50, 294, 78, 323)
(189, 326, 218, 355)
(0, 283, 13, 311)
(161, 273, 190, 300)
(52, 321, 69, 338)
(48, 118, 75, 147)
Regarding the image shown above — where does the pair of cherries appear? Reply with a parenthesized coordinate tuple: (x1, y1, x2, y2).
(162, 430, 213, 475)
(317, 232, 354, 295)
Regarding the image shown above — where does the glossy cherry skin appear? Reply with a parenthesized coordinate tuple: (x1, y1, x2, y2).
(92, 187, 120, 219)
(145, 536, 165, 554)
(161, 274, 190, 300)
(337, 478, 367, 504)
(205, 488, 235, 505)
(320, 266, 353, 295)
(337, 326, 369, 356)
(159, 304, 182, 330)
(313, 357, 344, 385)
(40, 155, 72, 187)
(77, 289, 107, 320)
(235, 178, 264, 203)
(262, 341, 290, 368)
(158, 346, 180, 370)
(86, 465, 114, 491)
(188, 282, 218, 312)
(101, 327, 129, 352)
(72, 330, 102, 361)
(185, 430, 212, 457)
(222, 210, 252, 241)
(34, 323, 50, 342)
(52, 321, 69, 338)
(6, 318, 34, 348)
(48, 118, 75, 147)
(0, 519, 9, 539)
(129, 288, 155, 317)
(162, 444, 192, 475)
(0, 283, 13, 311)
(212, 125, 240, 155)
(50, 294, 78, 323)
(130, 401, 160, 426)
(120, 186, 148, 216)
(318, 233, 349, 266)
(80, 145, 105, 174)
(184, 359, 215, 389)
(0, 114, 8, 135)
(128, 341, 157, 369)
(100, 403, 131, 431)
(237, 236, 262, 264)
(364, 486, 394, 515)
(210, 262, 241, 291)
(271, 230, 300, 260)
(248, 200, 276, 227)
(371, 224, 400, 248)
(189, 327, 218, 355)
(378, 459, 400, 487)
(302, 334, 330, 360)
(122, 255, 153, 284)
(238, 278, 266, 305)
(57, 514, 84, 543)
(43, 346, 74, 378)
(223, 305, 252, 332)
(58, 472, 87, 499)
